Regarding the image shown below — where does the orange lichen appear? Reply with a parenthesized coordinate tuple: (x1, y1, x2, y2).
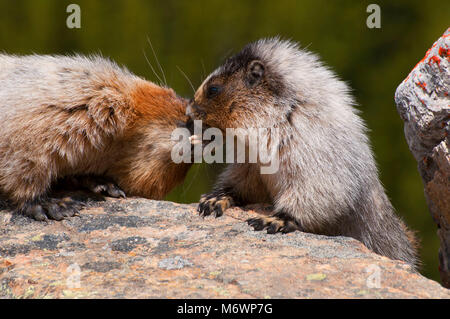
(438, 47, 449, 57)
(419, 98, 426, 106)
(428, 56, 442, 71)
(429, 56, 441, 65)
(405, 32, 449, 82)
(416, 81, 427, 92)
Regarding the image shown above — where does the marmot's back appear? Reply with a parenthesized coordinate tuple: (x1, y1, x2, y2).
(0, 54, 138, 117)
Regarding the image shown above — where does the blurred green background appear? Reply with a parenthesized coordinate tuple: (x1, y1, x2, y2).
(0, 0, 448, 283)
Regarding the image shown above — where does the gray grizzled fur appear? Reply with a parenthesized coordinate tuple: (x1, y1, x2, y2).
(188, 38, 419, 268)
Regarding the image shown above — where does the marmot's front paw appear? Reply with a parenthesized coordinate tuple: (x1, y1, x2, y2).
(247, 212, 300, 234)
(19, 197, 85, 221)
(197, 193, 234, 217)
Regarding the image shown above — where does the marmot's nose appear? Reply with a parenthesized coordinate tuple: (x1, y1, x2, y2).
(186, 99, 204, 118)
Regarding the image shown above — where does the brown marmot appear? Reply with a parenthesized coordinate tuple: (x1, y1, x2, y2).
(0, 54, 193, 221)
(186, 38, 419, 268)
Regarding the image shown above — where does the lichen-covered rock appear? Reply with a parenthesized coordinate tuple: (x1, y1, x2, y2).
(394, 28, 450, 288)
(0, 196, 449, 298)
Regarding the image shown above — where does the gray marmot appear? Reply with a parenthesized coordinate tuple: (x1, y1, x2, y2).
(0, 54, 193, 221)
(186, 38, 419, 268)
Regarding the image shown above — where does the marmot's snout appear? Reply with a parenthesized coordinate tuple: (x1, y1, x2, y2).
(186, 99, 205, 121)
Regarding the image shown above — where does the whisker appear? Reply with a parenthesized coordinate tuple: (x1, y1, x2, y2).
(142, 49, 163, 85)
(146, 36, 167, 87)
(221, 48, 234, 61)
(303, 42, 312, 50)
(176, 65, 195, 94)
(200, 59, 206, 82)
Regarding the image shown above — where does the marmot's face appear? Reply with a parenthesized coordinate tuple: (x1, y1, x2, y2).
(187, 50, 285, 131)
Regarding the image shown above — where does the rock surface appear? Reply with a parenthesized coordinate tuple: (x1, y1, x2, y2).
(1, 196, 449, 299)
(394, 28, 450, 288)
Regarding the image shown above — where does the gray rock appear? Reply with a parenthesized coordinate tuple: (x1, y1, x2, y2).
(0, 196, 449, 298)
(394, 28, 450, 288)
(158, 256, 193, 270)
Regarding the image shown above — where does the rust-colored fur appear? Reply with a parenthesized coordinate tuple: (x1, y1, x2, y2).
(110, 80, 192, 199)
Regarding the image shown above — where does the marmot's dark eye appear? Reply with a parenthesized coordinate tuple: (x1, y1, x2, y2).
(206, 85, 221, 99)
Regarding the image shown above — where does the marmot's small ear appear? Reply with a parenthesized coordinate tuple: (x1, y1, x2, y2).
(246, 60, 264, 86)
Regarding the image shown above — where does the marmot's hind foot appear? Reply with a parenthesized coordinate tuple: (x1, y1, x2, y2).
(197, 192, 234, 217)
(87, 179, 126, 198)
(19, 197, 85, 221)
(247, 212, 300, 234)
(59, 175, 126, 198)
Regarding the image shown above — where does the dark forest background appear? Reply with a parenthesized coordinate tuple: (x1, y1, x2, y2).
(0, 0, 448, 282)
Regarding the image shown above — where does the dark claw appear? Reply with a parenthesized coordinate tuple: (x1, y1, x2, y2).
(197, 191, 234, 218)
(267, 223, 279, 234)
(60, 207, 75, 218)
(92, 184, 108, 194)
(247, 218, 265, 231)
(201, 203, 211, 216)
(214, 205, 223, 218)
(19, 197, 84, 221)
(106, 183, 126, 198)
(62, 175, 127, 199)
(45, 203, 64, 221)
(28, 205, 48, 221)
(248, 213, 300, 234)
(197, 196, 212, 217)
